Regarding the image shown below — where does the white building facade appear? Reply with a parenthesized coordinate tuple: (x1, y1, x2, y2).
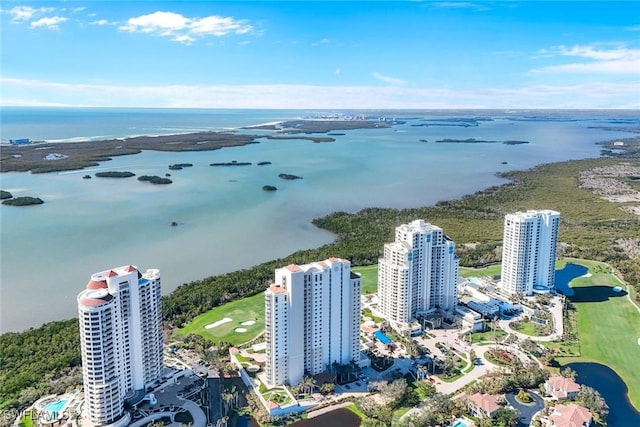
(500, 210, 560, 295)
(378, 220, 459, 334)
(77, 265, 163, 425)
(264, 258, 361, 387)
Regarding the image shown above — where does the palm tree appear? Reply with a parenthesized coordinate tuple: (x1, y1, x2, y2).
(299, 376, 315, 395)
(221, 391, 234, 415)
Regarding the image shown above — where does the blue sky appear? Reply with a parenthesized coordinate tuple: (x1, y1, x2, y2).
(1, 1, 639, 108)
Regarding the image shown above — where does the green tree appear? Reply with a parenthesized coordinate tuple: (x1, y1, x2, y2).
(560, 367, 578, 381)
(494, 407, 520, 427)
(576, 385, 609, 424)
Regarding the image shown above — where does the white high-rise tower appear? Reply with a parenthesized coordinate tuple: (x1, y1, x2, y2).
(378, 220, 459, 334)
(77, 265, 163, 425)
(264, 258, 361, 387)
(500, 210, 560, 295)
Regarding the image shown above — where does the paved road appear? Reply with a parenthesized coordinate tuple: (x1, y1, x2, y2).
(505, 391, 544, 427)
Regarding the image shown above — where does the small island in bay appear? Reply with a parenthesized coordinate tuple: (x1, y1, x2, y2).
(278, 173, 303, 180)
(262, 185, 277, 191)
(0, 119, 389, 174)
(2, 196, 44, 206)
(210, 161, 252, 166)
(168, 163, 194, 170)
(257, 161, 272, 166)
(1, 190, 13, 199)
(245, 119, 390, 133)
(95, 171, 136, 178)
(138, 175, 172, 185)
(434, 138, 529, 145)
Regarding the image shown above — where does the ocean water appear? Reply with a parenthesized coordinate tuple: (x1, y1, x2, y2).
(1, 108, 637, 332)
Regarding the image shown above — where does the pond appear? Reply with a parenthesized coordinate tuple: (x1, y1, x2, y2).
(554, 262, 588, 296)
(566, 362, 640, 427)
(290, 408, 361, 427)
(235, 408, 360, 427)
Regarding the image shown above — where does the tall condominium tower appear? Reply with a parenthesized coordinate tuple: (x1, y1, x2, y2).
(378, 219, 459, 334)
(77, 265, 163, 425)
(265, 258, 361, 387)
(500, 210, 560, 295)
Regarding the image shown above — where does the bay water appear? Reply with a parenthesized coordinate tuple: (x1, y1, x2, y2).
(1, 108, 637, 332)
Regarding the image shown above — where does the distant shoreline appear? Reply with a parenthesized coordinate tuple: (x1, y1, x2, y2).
(0, 120, 386, 174)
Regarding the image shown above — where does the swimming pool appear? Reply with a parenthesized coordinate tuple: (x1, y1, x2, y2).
(452, 420, 470, 427)
(44, 399, 67, 415)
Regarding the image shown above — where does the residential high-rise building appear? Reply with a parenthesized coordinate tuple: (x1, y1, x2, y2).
(264, 258, 361, 387)
(500, 210, 560, 295)
(378, 219, 459, 334)
(77, 265, 163, 425)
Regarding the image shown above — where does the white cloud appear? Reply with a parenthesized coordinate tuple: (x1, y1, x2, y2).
(4, 77, 637, 109)
(431, 2, 489, 11)
(119, 11, 253, 43)
(7, 6, 54, 22)
(533, 44, 640, 74)
(312, 38, 330, 46)
(30, 16, 68, 30)
(335, 68, 341, 75)
(90, 19, 113, 26)
(371, 72, 405, 85)
(190, 15, 251, 35)
(172, 34, 196, 45)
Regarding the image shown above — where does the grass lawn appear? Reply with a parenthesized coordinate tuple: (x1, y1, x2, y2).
(465, 326, 506, 344)
(345, 403, 366, 420)
(352, 264, 378, 294)
(177, 292, 265, 346)
(510, 320, 548, 337)
(392, 406, 411, 424)
(459, 264, 502, 279)
(19, 413, 35, 427)
(556, 259, 640, 411)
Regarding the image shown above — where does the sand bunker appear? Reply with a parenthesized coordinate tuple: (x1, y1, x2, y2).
(241, 320, 256, 326)
(235, 328, 247, 333)
(205, 317, 232, 329)
(582, 273, 593, 278)
(613, 286, 622, 292)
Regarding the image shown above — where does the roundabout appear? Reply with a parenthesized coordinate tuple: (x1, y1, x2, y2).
(505, 390, 544, 427)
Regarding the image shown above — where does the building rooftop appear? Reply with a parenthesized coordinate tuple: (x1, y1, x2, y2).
(268, 285, 288, 294)
(469, 393, 500, 414)
(550, 403, 592, 427)
(547, 376, 581, 397)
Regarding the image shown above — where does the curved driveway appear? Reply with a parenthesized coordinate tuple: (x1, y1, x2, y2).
(505, 391, 544, 427)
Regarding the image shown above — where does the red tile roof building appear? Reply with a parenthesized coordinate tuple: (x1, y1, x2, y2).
(468, 393, 501, 418)
(549, 403, 593, 427)
(545, 376, 581, 400)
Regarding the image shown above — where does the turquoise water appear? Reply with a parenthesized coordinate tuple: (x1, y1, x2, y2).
(44, 399, 66, 414)
(1, 109, 637, 332)
(453, 421, 468, 427)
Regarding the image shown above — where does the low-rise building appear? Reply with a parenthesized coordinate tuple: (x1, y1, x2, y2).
(468, 393, 500, 418)
(548, 403, 593, 427)
(454, 306, 484, 332)
(545, 376, 581, 400)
